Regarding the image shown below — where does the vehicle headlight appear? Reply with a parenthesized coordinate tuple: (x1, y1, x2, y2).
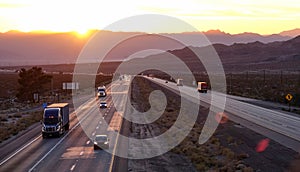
(42, 124, 46, 131)
(97, 93, 100, 96)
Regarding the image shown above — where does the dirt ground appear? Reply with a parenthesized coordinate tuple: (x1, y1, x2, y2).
(127, 77, 299, 172)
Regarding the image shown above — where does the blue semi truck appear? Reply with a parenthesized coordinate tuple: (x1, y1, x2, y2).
(42, 103, 70, 138)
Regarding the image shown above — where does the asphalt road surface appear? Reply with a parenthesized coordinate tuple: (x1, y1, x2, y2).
(145, 76, 300, 152)
(0, 79, 129, 172)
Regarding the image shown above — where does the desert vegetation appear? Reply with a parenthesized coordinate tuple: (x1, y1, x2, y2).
(0, 66, 113, 143)
(146, 70, 300, 109)
(0, 111, 42, 143)
(129, 77, 254, 171)
(129, 76, 298, 171)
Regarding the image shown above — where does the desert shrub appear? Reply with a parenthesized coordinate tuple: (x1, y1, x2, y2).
(0, 116, 8, 121)
(222, 148, 235, 159)
(227, 136, 234, 144)
(13, 113, 22, 118)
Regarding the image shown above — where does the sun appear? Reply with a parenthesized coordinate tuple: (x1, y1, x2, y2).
(75, 28, 89, 37)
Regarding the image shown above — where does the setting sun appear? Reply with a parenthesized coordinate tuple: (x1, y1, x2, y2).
(75, 29, 89, 37)
(0, 0, 299, 34)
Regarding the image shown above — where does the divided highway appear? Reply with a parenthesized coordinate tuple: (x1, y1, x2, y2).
(0, 79, 129, 172)
(145, 76, 300, 152)
(1, 75, 299, 171)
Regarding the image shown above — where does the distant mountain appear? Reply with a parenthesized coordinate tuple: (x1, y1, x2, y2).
(0, 31, 88, 66)
(279, 28, 300, 38)
(124, 35, 300, 73)
(203, 30, 291, 45)
(162, 30, 291, 46)
(0, 29, 296, 66)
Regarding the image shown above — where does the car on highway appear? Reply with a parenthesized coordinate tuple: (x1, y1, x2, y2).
(93, 135, 109, 150)
(99, 101, 107, 108)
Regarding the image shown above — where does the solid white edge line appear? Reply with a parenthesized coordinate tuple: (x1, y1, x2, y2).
(0, 135, 41, 166)
(108, 83, 128, 172)
(28, 104, 95, 172)
(70, 164, 76, 171)
(28, 122, 80, 172)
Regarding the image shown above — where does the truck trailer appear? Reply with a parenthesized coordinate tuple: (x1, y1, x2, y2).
(42, 103, 70, 138)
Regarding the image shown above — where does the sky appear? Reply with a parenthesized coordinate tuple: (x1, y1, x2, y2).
(0, 0, 299, 35)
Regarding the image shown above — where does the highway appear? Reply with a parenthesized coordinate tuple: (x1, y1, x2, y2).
(145, 76, 300, 152)
(1, 75, 299, 171)
(0, 79, 129, 172)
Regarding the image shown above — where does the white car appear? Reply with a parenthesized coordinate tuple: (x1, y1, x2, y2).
(99, 101, 107, 108)
(93, 135, 109, 150)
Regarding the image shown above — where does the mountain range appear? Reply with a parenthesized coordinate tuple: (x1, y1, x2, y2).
(0, 29, 299, 68)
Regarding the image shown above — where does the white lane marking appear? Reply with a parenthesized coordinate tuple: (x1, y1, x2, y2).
(70, 164, 76, 171)
(99, 121, 102, 124)
(1, 87, 107, 168)
(28, 107, 93, 172)
(92, 132, 95, 136)
(0, 135, 41, 166)
(96, 126, 99, 129)
(86, 140, 90, 145)
(80, 151, 84, 156)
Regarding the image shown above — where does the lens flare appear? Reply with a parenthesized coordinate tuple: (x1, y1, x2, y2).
(256, 138, 270, 153)
(214, 112, 229, 124)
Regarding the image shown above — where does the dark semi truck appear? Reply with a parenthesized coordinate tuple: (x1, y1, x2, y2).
(42, 103, 70, 138)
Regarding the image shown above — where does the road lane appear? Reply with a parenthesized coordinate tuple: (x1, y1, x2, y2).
(30, 81, 129, 172)
(145, 76, 300, 152)
(0, 78, 134, 172)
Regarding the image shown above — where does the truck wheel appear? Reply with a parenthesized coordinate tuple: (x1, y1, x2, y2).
(65, 123, 69, 130)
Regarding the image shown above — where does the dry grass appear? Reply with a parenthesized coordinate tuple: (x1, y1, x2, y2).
(130, 77, 254, 171)
(0, 111, 42, 143)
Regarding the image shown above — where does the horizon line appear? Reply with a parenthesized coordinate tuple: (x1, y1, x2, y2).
(1, 28, 299, 36)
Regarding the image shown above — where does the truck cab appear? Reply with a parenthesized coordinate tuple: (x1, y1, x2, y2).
(97, 86, 106, 97)
(42, 103, 69, 138)
(176, 79, 183, 86)
(197, 82, 208, 93)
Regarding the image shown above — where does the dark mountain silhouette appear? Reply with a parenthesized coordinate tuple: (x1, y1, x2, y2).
(172, 35, 300, 72)
(0, 29, 297, 67)
(123, 35, 300, 73)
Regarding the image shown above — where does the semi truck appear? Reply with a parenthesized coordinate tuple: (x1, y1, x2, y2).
(197, 82, 208, 93)
(176, 78, 183, 86)
(97, 86, 106, 97)
(42, 103, 70, 138)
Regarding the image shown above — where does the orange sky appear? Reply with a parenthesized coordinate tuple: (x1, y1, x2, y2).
(0, 0, 299, 35)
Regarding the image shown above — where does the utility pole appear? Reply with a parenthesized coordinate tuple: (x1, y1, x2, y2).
(280, 70, 283, 85)
(51, 78, 53, 95)
(263, 70, 265, 83)
(229, 73, 232, 94)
